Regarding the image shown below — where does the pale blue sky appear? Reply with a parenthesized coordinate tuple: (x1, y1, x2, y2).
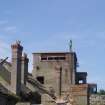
(0, 0, 105, 90)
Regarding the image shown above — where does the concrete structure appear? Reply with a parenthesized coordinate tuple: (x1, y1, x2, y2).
(0, 41, 54, 105)
(32, 52, 97, 105)
(11, 41, 23, 95)
(0, 41, 97, 105)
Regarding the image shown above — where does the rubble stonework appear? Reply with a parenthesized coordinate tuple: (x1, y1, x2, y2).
(90, 94, 105, 105)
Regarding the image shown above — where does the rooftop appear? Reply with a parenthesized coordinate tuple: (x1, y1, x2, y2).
(33, 51, 76, 54)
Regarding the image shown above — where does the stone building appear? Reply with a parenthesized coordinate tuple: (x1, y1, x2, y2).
(0, 41, 97, 105)
(0, 41, 54, 105)
(32, 51, 97, 105)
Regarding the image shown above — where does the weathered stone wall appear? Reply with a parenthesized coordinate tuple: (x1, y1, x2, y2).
(71, 84, 89, 105)
(90, 94, 105, 105)
(32, 53, 77, 94)
(32, 53, 77, 105)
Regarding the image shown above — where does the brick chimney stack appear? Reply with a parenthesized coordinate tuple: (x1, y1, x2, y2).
(11, 41, 23, 95)
(21, 53, 29, 85)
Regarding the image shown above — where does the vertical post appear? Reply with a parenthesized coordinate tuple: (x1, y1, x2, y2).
(21, 53, 29, 85)
(69, 40, 72, 52)
(59, 67, 62, 97)
(11, 41, 23, 95)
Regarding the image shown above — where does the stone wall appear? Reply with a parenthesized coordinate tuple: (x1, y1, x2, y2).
(70, 84, 89, 105)
(90, 94, 105, 105)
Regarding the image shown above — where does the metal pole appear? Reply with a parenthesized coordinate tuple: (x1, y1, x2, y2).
(0, 57, 8, 66)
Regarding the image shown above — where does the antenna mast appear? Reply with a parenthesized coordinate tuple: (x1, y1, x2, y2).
(69, 40, 72, 52)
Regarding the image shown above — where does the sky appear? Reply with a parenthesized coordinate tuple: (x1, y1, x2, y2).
(0, 0, 105, 90)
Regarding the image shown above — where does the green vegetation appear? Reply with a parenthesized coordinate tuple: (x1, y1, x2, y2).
(97, 89, 105, 95)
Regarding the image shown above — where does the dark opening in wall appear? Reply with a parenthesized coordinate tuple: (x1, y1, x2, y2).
(41, 57, 47, 60)
(41, 56, 66, 61)
(37, 76, 44, 84)
(48, 57, 54, 60)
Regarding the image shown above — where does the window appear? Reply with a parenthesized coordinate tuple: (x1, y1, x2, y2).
(59, 57, 66, 60)
(41, 56, 66, 61)
(41, 57, 47, 60)
(37, 76, 44, 84)
(48, 57, 54, 60)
